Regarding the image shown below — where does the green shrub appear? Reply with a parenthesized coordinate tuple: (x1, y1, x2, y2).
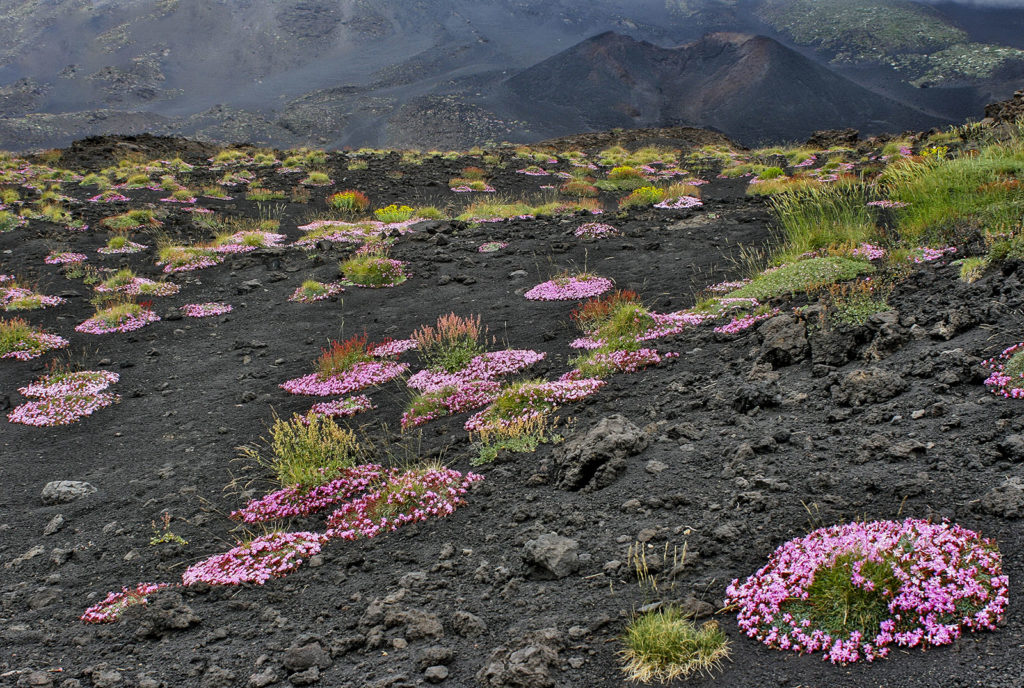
(619, 186, 665, 209)
(374, 204, 414, 223)
(412, 313, 485, 373)
(768, 181, 877, 260)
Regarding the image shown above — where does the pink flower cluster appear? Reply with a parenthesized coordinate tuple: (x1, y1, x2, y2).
(867, 200, 909, 209)
(280, 361, 409, 396)
(369, 339, 418, 357)
(465, 377, 606, 433)
(525, 276, 613, 301)
(325, 468, 483, 540)
(88, 192, 130, 203)
(516, 168, 550, 176)
(451, 184, 496, 193)
(75, 309, 160, 334)
(726, 519, 1008, 665)
(232, 465, 385, 523)
(793, 155, 818, 168)
(909, 246, 956, 263)
(160, 254, 222, 274)
(8, 392, 118, 426)
(704, 279, 751, 294)
(182, 531, 327, 586)
(1, 330, 68, 361)
(982, 342, 1024, 398)
(80, 583, 171, 624)
(654, 196, 703, 210)
(407, 349, 546, 393)
(401, 380, 503, 428)
(2, 287, 66, 310)
(97, 240, 148, 255)
(582, 348, 679, 374)
(45, 251, 88, 265)
(714, 309, 780, 335)
(307, 395, 376, 419)
(574, 223, 619, 238)
(182, 302, 232, 318)
(212, 232, 286, 254)
(289, 281, 345, 303)
(96, 277, 179, 297)
(478, 241, 509, 253)
(18, 370, 118, 397)
(341, 258, 407, 288)
(851, 243, 886, 260)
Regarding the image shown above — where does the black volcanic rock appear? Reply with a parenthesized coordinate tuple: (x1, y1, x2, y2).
(501, 31, 943, 145)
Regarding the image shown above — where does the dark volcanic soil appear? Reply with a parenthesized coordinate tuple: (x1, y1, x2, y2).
(2, 139, 1024, 688)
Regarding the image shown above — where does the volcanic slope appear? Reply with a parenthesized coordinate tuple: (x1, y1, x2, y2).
(499, 31, 945, 145)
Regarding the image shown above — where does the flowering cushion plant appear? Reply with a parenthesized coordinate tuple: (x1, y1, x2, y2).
(182, 302, 232, 318)
(80, 583, 172, 624)
(232, 464, 385, 524)
(281, 361, 408, 396)
(982, 342, 1024, 398)
(725, 518, 1008, 665)
(525, 274, 614, 301)
(182, 531, 327, 586)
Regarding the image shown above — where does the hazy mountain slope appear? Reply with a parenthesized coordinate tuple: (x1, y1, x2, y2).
(498, 32, 943, 145)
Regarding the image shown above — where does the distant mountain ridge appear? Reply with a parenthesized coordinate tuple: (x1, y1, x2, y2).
(498, 32, 943, 145)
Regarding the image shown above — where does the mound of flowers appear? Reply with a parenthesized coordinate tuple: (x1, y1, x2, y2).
(654, 195, 703, 210)
(232, 464, 386, 524)
(158, 246, 222, 274)
(281, 360, 408, 396)
(75, 305, 160, 334)
(307, 395, 376, 420)
(80, 583, 172, 624)
(182, 302, 232, 318)
(325, 467, 483, 540)
(182, 531, 328, 586)
(369, 339, 418, 357)
(714, 309, 781, 335)
(2, 286, 65, 312)
(0, 318, 69, 360)
(575, 222, 619, 239)
(44, 251, 88, 265)
(982, 341, 1024, 398)
(212, 231, 286, 254)
(97, 239, 148, 255)
(289, 281, 345, 303)
(525, 274, 614, 301)
(477, 241, 508, 253)
(465, 377, 606, 436)
(8, 370, 119, 426)
(339, 252, 408, 288)
(725, 518, 1008, 665)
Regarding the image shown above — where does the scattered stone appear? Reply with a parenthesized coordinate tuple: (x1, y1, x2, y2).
(757, 313, 808, 367)
(423, 666, 448, 683)
(127, 590, 201, 639)
(384, 608, 444, 640)
(554, 415, 648, 491)
(523, 533, 579, 579)
(979, 477, 1024, 518)
(283, 641, 330, 671)
(645, 459, 668, 474)
(43, 514, 65, 536)
(416, 646, 454, 671)
(476, 628, 564, 688)
(832, 368, 907, 406)
(998, 435, 1024, 462)
(451, 610, 487, 638)
(41, 481, 96, 505)
(288, 666, 319, 686)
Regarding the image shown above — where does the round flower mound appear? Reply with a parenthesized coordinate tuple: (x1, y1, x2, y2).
(308, 395, 376, 420)
(232, 464, 385, 524)
(289, 281, 345, 303)
(407, 349, 546, 393)
(525, 275, 614, 302)
(477, 241, 508, 253)
(75, 309, 159, 334)
(8, 392, 119, 426)
(725, 518, 1009, 665)
(183, 302, 232, 318)
(280, 360, 409, 396)
(654, 195, 703, 210)
(464, 377, 606, 434)
(369, 338, 418, 357)
(574, 222, 619, 239)
(714, 309, 781, 335)
(19, 370, 118, 398)
(45, 251, 88, 265)
(182, 531, 327, 586)
(582, 348, 679, 374)
(1, 330, 69, 361)
(97, 240, 148, 255)
(982, 342, 1024, 398)
(81, 583, 172, 624)
(325, 467, 483, 540)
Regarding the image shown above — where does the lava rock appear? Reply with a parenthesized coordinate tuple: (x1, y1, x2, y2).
(757, 313, 808, 367)
(476, 628, 564, 688)
(451, 610, 487, 638)
(553, 415, 647, 491)
(523, 533, 579, 579)
(283, 641, 331, 671)
(832, 368, 908, 406)
(128, 590, 201, 638)
(979, 477, 1024, 518)
(40, 481, 96, 505)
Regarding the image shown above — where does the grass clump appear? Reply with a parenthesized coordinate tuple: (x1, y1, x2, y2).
(621, 609, 730, 683)
(729, 257, 874, 301)
(101, 209, 159, 231)
(823, 278, 891, 327)
(768, 181, 876, 260)
(957, 256, 988, 283)
(0, 317, 39, 355)
(619, 186, 665, 209)
(242, 413, 360, 490)
(316, 334, 373, 378)
(412, 313, 485, 373)
(246, 188, 286, 201)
